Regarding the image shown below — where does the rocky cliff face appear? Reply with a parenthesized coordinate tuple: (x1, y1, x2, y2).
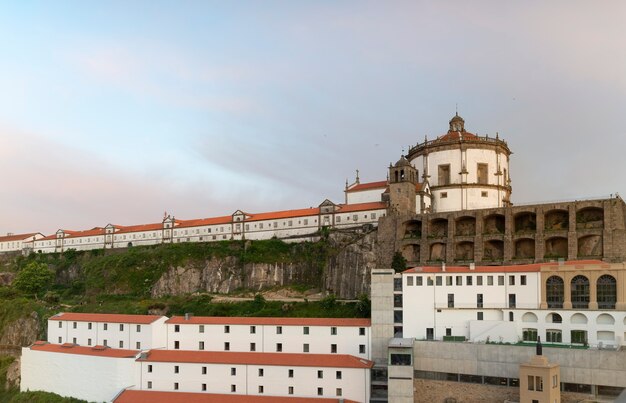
(152, 231, 378, 299)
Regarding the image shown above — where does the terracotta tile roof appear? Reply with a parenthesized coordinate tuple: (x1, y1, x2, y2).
(166, 316, 370, 327)
(335, 202, 387, 213)
(246, 207, 320, 222)
(114, 390, 357, 403)
(346, 180, 388, 192)
(29, 342, 139, 358)
(403, 259, 606, 274)
(435, 131, 479, 142)
(0, 233, 41, 242)
(49, 312, 165, 324)
(116, 222, 164, 233)
(140, 350, 373, 369)
(177, 216, 232, 228)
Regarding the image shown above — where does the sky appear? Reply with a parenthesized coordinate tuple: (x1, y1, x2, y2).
(1, 1, 625, 235)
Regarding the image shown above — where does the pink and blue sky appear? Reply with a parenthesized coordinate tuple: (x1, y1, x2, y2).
(1, 1, 625, 235)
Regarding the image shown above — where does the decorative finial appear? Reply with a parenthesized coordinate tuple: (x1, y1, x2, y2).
(455, 103, 458, 116)
(496, 132, 499, 139)
(355, 169, 360, 184)
(345, 179, 348, 189)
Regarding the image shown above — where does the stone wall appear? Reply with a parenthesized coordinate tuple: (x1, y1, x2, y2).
(378, 197, 626, 266)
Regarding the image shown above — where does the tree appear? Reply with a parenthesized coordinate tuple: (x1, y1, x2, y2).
(391, 251, 407, 273)
(13, 261, 54, 297)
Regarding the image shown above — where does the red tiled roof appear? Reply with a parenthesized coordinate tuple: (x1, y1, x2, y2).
(403, 259, 606, 274)
(166, 316, 370, 327)
(140, 350, 373, 369)
(246, 207, 320, 222)
(336, 202, 387, 213)
(30, 342, 139, 358)
(116, 222, 164, 234)
(0, 233, 41, 242)
(176, 216, 233, 228)
(114, 390, 357, 403)
(434, 131, 479, 142)
(346, 180, 388, 192)
(49, 312, 165, 324)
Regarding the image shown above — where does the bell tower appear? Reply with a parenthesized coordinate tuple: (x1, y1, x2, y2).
(388, 156, 417, 215)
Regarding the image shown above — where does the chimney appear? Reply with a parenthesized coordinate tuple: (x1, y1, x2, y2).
(184, 313, 193, 321)
(558, 258, 565, 266)
(469, 263, 475, 271)
(441, 263, 446, 272)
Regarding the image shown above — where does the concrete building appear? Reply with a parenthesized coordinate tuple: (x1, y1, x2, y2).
(47, 312, 168, 350)
(165, 316, 371, 359)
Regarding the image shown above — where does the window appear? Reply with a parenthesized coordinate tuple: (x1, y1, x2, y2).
(276, 343, 282, 352)
(317, 387, 323, 396)
(466, 276, 473, 286)
(104, 339, 108, 346)
(477, 293, 483, 308)
(119, 341, 123, 348)
(58, 322, 62, 328)
(202, 366, 207, 375)
(73, 322, 77, 329)
(436, 276, 443, 286)
(477, 312, 484, 321)
(546, 276, 564, 308)
(447, 294, 454, 308)
(487, 276, 494, 286)
(258, 385, 264, 393)
(336, 388, 343, 396)
(174, 341, 179, 349)
(276, 326, 282, 334)
(438, 164, 450, 185)
(174, 325, 180, 333)
(441, 192, 448, 198)
(571, 276, 590, 308)
(521, 275, 527, 286)
(523, 328, 538, 342)
(552, 374, 558, 388)
(477, 163, 488, 184)
(303, 343, 309, 353)
(477, 276, 483, 286)
(88, 323, 92, 330)
(331, 344, 337, 353)
(250, 326, 256, 334)
(88, 338, 92, 346)
(498, 276, 504, 286)
(288, 386, 294, 395)
(509, 312, 514, 321)
(407, 276, 413, 286)
(331, 327, 337, 335)
(536, 376, 543, 391)
(202, 383, 207, 391)
(199, 325, 204, 333)
(528, 375, 534, 391)
(509, 294, 516, 308)
(416, 276, 423, 286)
(390, 353, 412, 365)
(225, 342, 230, 351)
(446, 276, 453, 286)
(250, 342, 256, 352)
(148, 364, 152, 373)
(571, 330, 587, 344)
(174, 365, 179, 374)
(427, 277, 434, 286)
(509, 276, 515, 286)
(288, 369, 294, 378)
(147, 381, 152, 389)
(199, 341, 205, 350)
(258, 368, 264, 377)
(481, 191, 488, 197)
(318, 370, 323, 379)
(303, 326, 309, 335)
(597, 275, 617, 309)
(119, 324, 124, 331)
(352, 214, 358, 221)
(546, 329, 562, 343)
(231, 368, 236, 376)
(231, 385, 236, 392)
(224, 325, 230, 333)
(359, 327, 365, 336)
(359, 344, 366, 354)
(336, 371, 342, 379)
(456, 276, 462, 286)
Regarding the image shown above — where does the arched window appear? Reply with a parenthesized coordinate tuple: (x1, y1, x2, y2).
(571, 275, 590, 309)
(546, 276, 564, 308)
(597, 275, 617, 309)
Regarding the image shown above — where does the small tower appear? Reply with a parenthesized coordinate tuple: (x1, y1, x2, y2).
(449, 112, 465, 132)
(519, 337, 561, 403)
(388, 156, 417, 215)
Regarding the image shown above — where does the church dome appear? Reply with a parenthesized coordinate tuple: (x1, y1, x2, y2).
(394, 155, 411, 167)
(449, 113, 465, 132)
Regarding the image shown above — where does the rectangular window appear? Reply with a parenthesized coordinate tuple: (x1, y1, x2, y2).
(509, 276, 515, 286)
(202, 366, 207, 375)
(250, 326, 256, 334)
(119, 324, 124, 331)
(446, 276, 453, 286)
(174, 365, 179, 374)
(427, 277, 434, 286)
(353, 214, 358, 221)
(318, 370, 323, 379)
(359, 327, 365, 336)
(258, 385, 264, 393)
(174, 341, 179, 349)
(258, 368, 264, 377)
(224, 325, 230, 333)
(359, 344, 366, 354)
(528, 375, 534, 391)
(438, 164, 451, 185)
(477, 293, 483, 308)
(571, 330, 587, 344)
(477, 312, 484, 320)
(147, 381, 152, 389)
(303, 326, 309, 335)
(73, 322, 77, 329)
(481, 191, 488, 197)
(331, 344, 337, 353)
(199, 325, 204, 333)
(231, 368, 236, 376)
(58, 337, 62, 343)
(136, 324, 141, 332)
(225, 342, 230, 351)
(288, 369, 294, 378)
(509, 294, 516, 308)
(521, 275, 527, 285)
(119, 341, 123, 348)
(288, 386, 294, 395)
(104, 339, 108, 346)
(456, 276, 462, 286)
(448, 294, 454, 308)
(231, 385, 236, 393)
(416, 276, 423, 286)
(88, 338, 92, 346)
(487, 276, 494, 286)
(477, 163, 488, 184)
(174, 325, 180, 333)
(407, 276, 413, 286)
(336, 370, 342, 379)
(250, 342, 256, 352)
(523, 328, 538, 342)
(546, 329, 562, 343)
(317, 387, 323, 396)
(58, 322, 62, 328)
(331, 327, 337, 335)
(276, 343, 282, 352)
(552, 374, 558, 388)
(466, 276, 473, 286)
(276, 326, 282, 334)
(88, 323, 92, 330)
(199, 341, 205, 350)
(303, 343, 309, 353)
(498, 275, 504, 286)
(148, 364, 152, 373)
(441, 192, 448, 198)
(477, 276, 483, 286)
(436, 276, 442, 286)
(202, 383, 207, 391)
(536, 376, 543, 391)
